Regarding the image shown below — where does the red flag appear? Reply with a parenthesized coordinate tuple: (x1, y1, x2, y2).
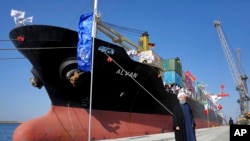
(148, 43, 155, 48)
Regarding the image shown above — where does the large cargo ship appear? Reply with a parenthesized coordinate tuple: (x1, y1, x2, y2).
(9, 11, 225, 141)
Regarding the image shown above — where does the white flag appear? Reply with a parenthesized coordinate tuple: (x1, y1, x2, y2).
(14, 17, 24, 24)
(10, 9, 25, 18)
(24, 16, 33, 23)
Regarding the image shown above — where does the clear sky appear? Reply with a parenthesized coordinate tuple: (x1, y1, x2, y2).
(0, 0, 250, 123)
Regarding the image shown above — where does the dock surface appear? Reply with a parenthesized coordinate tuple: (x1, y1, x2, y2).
(99, 126, 229, 141)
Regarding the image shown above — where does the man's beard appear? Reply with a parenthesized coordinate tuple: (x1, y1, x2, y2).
(179, 100, 186, 104)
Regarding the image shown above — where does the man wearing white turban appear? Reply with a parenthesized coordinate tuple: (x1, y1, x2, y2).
(173, 91, 196, 141)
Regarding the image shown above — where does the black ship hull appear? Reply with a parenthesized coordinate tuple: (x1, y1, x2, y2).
(9, 25, 223, 141)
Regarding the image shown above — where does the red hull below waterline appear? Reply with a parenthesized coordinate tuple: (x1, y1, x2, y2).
(12, 106, 220, 141)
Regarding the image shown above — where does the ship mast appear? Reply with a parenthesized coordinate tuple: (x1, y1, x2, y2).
(88, 0, 98, 140)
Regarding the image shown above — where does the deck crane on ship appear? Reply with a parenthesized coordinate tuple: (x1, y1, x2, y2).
(95, 15, 163, 70)
(214, 20, 250, 124)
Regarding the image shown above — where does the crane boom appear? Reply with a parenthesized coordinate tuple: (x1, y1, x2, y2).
(94, 15, 163, 70)
(214, 20, 249, 117)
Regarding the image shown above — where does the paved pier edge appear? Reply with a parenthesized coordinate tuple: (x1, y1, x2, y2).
(99, 126, 229, 141)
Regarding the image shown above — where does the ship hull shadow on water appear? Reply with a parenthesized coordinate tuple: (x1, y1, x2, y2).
(9, 25, 222, 141)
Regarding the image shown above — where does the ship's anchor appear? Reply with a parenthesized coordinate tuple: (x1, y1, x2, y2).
(29, 77, 43, 89)
(29, 67, 43, 89)
(68, 70, 84, 87)
(59, 58, 84, 87)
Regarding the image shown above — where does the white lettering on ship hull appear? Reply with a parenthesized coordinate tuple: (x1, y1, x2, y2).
(116, 69, 138, 78)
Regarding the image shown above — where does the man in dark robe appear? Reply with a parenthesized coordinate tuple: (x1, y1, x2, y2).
(229, 117, 234, 125)
(173, 91, 196, 141)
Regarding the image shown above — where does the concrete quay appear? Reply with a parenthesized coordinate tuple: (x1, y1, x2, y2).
(99, 126, 229, 141)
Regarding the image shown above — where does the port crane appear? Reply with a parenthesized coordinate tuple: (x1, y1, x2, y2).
(214, 20, 250, 124)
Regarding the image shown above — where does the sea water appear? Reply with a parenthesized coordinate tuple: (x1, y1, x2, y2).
(0, 123, 19, 141)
